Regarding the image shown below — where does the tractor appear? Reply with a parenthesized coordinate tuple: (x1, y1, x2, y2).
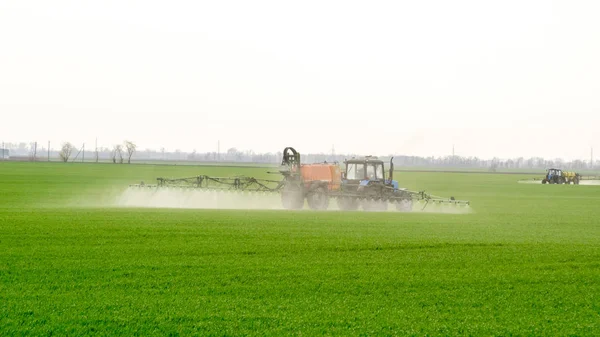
(541, 168, 581, 184)
(336, 155, 412, 211)
(278, 147, 465, 211)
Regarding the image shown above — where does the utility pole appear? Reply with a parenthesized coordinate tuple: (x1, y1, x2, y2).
(592, 147, 594, 169)
(48, 141, 50, 161)
(82, 143, 85, 163)
(95, 138, 98, 163)
(331, 144, 335, 161)
(452, 144, 455, 165)
(33, 142, 37, 161)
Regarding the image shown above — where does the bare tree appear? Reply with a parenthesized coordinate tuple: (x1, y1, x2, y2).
(59, 142, 74, 162)
(112, 144, 123, 164)
(118, 145, 123, 163)
(124, 140, 136, 164)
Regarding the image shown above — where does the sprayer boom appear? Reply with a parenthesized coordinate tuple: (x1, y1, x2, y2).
(130, 175, 284, 192)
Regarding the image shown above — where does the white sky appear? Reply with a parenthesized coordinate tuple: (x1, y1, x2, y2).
(1, 0, 599, 160)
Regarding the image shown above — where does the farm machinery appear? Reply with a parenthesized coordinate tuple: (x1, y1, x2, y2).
(129, 146, 470, 211)
(521, 168, 600, 184)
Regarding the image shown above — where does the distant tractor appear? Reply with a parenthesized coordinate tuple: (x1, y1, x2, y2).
(542, 168, 581, 184)
(519, 168, 600, 185)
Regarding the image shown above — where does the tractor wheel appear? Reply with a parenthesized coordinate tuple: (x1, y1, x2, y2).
(307, 187, 329, 210)
(281, 184, 304, 210)
(337, 197, 359, 211)
(395, 199, 413, 212)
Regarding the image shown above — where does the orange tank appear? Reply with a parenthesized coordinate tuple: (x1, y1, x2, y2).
(300, 164, 341, 191)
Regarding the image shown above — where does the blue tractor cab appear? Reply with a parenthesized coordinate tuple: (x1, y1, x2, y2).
(341, 156, 400, 191)
(338, 155, 409, 211)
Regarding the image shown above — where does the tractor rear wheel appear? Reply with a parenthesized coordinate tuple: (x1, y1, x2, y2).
(307, 187, 329, 210)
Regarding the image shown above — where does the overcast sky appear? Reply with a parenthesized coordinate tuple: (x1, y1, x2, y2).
(1, 0, 599, 160)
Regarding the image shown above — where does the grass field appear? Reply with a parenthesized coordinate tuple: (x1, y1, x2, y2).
(1, 162, 599, 335)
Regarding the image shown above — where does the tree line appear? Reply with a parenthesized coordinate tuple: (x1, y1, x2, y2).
(0, 141, 597, 170)
(58, 141, 137, 163)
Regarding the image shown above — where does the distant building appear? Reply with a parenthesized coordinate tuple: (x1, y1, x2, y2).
(1, 148, 9, 159)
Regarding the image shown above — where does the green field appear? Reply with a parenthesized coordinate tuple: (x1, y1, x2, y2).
(1, 162, 599, 335)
